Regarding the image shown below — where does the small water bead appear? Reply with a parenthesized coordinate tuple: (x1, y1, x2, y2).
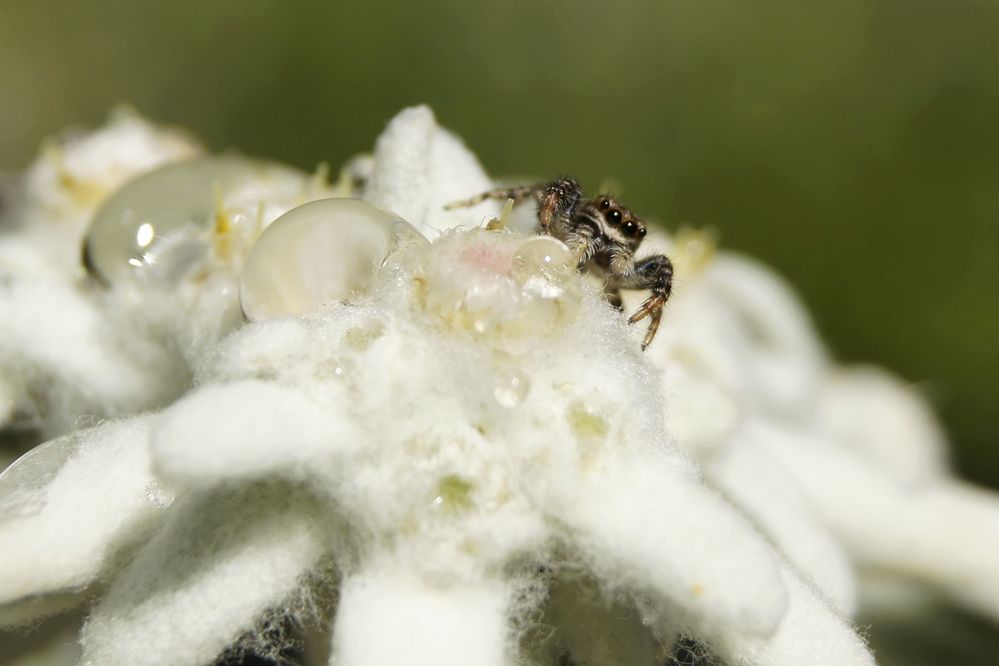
(143, 481, 174, 510)
(493, 371, 529, 408)
(239, 198, 428, 321)
(84, 156, 307, 286)
(416, 232, 583, 342)
(511, 236, 574, 285)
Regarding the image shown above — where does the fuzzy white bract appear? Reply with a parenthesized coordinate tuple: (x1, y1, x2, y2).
(0, 105, 995, 666)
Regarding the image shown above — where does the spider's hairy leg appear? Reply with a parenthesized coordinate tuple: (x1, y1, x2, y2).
(537, 177, 583, 233)
(618, 254, 674, 350)
(444, 177, 583, 234)
(443, 184, 539, 210)
(562, 218, 602, 269)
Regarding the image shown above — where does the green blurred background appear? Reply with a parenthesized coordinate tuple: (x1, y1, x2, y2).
(1, 0, 996, 482)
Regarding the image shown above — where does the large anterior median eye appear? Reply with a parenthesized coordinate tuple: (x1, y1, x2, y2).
(239, 198, 427, 321)
(607, 209, 622, 225)
(83, 156, 307, 287)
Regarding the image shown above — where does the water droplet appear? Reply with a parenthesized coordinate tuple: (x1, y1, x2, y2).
(144, 482, 174, 509)
(493, 372, 529, 408)
(84, 156, 306, 286)
(0, 434, 79, 520)
(511, 236, 573, 284)
(239, 198, 428, 321)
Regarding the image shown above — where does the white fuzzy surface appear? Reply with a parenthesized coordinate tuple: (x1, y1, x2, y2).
(0, 277, 184, 437)
(555, 449, 787, 637)
(712, 564, 874, 666)
(707, 429, 857, 616)
(79, 484, 329, 666)
(364, 105, 501, 238)
(151, 380, 357, 486)
(815, 365, 950, 483)
(758, 418, 999, 624)
(331, 564, 511, 666)
(0, 417, 168, 623)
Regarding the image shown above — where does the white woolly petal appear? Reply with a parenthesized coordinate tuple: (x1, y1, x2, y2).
(700, 254, 828, 415)
(706, 430, 857, 616)
(80, 484, 328, 666)
(330, 565, 511, 666)
(151, 379, 358, 486)
(0, 229, 77, 281)
(815, 365, 949, 483)
(655, 345, 744, 459)
(0, 417, 167, 622)
(758, 420, 999, 623)
(0, 278, 184, 435)
(364, 106, 499, 239)
(711, 565, 874, 666)
(643, 250, 828, 427)
(23, 108, 200, 215)
(554, 451, 788, 637)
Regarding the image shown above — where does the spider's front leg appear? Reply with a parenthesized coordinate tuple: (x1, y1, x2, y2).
(444, 178, 583, 234)
(614, 254, 674, 350)
(443, 184, 539, 210)
(535, 177, 583, 233)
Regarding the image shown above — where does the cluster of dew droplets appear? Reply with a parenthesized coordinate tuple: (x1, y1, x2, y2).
(239, 197, 587, 342)
(237, 199, 596, 420)
(84, 161, 595, 384)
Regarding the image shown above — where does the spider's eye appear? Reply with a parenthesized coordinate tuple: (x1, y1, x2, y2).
(637, 225, 647, 238)
(600, 199, 610, 209)
(623, 220, 638, 236)
(607, 209, 622, 225)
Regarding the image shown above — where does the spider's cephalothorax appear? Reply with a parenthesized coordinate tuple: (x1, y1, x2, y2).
(446, 177, 673, 349)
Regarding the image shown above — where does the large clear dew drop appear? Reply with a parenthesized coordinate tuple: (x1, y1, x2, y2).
(239, 198, 427, 321)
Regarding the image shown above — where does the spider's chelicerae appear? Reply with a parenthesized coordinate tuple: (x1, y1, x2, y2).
(446, 177, 674, 349)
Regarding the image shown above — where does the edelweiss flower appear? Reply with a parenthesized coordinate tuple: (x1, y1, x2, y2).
(0, 105, 993, 665)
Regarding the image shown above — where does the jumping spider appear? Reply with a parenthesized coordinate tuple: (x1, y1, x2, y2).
(446, 177, 673, 350)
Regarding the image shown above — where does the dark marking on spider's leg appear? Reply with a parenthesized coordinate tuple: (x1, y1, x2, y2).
(443, 184, 539, 210)
(621, 254, 674, 350)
